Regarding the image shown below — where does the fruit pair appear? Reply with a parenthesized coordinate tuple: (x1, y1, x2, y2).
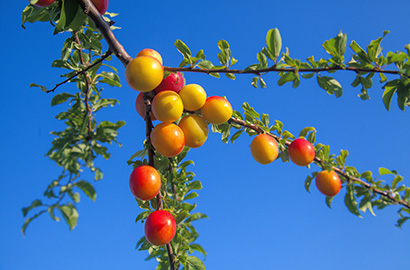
(150, 115, 210, 157)
(129, 165, 176, 246)
(250, 136, 315, 166)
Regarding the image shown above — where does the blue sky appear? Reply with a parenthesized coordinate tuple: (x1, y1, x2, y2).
(1, 1, 410, 269)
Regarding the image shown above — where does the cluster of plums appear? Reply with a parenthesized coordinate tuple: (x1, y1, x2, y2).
(126, 49, 234, 246)
(251, 134, 341, 197)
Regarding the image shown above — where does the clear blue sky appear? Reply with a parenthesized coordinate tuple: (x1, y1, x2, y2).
(1, 1, 410, 269)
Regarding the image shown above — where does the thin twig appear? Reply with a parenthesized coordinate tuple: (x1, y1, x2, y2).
(228, 116, 410, 210)
(74, 32, 93, 138)
(46, 50, 112, 93)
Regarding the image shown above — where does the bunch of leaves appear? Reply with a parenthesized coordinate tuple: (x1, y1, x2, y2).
(21, 1, 123, 235)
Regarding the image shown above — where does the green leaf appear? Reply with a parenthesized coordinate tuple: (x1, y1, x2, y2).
(325, 196, 334, 208)
(97, 72, 121, 87)
(379, 167, 394, 175)
(74, 180, 96, 201)
(257, 52, 268, 69)
(344, 184, 362, 217)
(175, 210, 190, 224)
(187, 181, 203, 191)
(185, 213, 208, 223)
(30, 83, 48, 93)
(184, 192, 199, 200)
(135, 211, 151, 223)
(51, 93, 75, 106)
(21, 210, 47, 236)
(266, 28, 282, 60)
(186, 256, 206, 270)
(58, 203, 79, 230)
(190, 244, 207, 258)
(304, 175, 313, 193)
(277, 72, 295, 86)
(317, 76, 343, 97)
(230, 130, 243, 144)
(382, 80, 399, 111)
(299, 127, 316, 138)
(54, 0, 86, 35)
(196, 60, 213, 70)
(21, 5, 51, 28)
(22, 200, 43, 217)
(175, 39, 192, 65)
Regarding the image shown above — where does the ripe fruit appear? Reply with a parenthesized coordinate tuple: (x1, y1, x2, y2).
(151, 91, 184, 122)
(137, 49, 163, 65)
(29, 0, 55, 7)
(90, 0, 109, 14)
(288, 138, 315, 166)
(125, 56, 164, 92)
(315, 170, 341, 197)
(250, 134, 278, 165)
(154, 72, 185, 94)
(129, 165, 161, 201)
(145, 210, 176, 246)
(151, 122, 185, 157)
(178, 115, 209, 148)
(179, 84, 207, 111)
(135, 92, 157, 121)
(201, 96, 233, 125)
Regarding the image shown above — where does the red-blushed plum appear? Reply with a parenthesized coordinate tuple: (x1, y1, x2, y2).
(288, 138, 315, 166)
(129, 165, 161, 201)
(145, 210, 176, 246)
(154, 72, 185, 94)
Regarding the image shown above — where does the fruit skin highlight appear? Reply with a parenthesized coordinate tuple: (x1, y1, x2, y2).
(154, 72, 185, 94)
(90, 0, 109, 14)
(288, 138, 315, 166)
(137, 48, 163, 65)
(29, 0, 55, 7)
(151, 122, 185, 157)
(129, 165, 161, 201)
(201, 96, 233, 125)
(179, 115, 209, 148)
(125, 56, 164, 92)
(179, 84, 207, 111)
(151, 91, 183, 122)
(250, 134, 278, 165)
(145, 210, 176, 246)
(315, 170, 341, 197)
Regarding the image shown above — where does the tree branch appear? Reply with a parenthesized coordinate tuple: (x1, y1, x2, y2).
(143, 92, 176, 270)
(165, 65, 407, 77)
(76, 0, 132, 66)
(228, 116, 410, 210)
